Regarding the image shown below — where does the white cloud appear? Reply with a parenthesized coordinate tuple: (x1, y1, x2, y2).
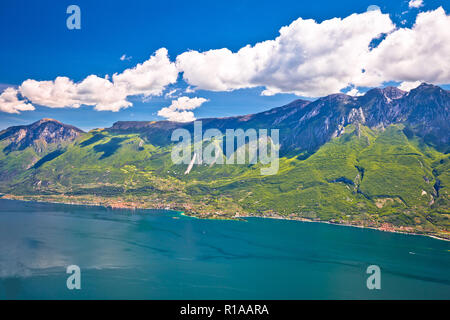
(397, 80, 422, 91)
(1, 48, 177, 113)
(120, 54, 132, 61)
(177, 7, 450, 97)
(409, 0, 424, 9)
(185, 86, 195, 93)
(113, 48, 178, 97)
(176, 10, 395, 97)
(19, 75, 131, 112)
(347, 88, 364, 96)
(166, 96, 208, 110)
(361, 7, 450, 87)
(157, 109, 196, 122)
(0, 88, 34, 114)
(157, 96, 208, 122)
(164, 89, 178, 98)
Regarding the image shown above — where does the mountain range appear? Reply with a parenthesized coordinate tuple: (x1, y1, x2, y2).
(0, 83, 448, 239)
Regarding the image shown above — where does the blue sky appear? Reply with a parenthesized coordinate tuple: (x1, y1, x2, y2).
(0, 0, 448, 131)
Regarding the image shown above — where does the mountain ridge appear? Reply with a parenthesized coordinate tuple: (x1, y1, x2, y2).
(2, 82, 447, 153)
(108, 82, 449, 153)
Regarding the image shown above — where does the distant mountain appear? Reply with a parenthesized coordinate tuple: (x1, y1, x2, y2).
(401, 83, 449, 148)
(110, 83, 449, 154)
(0, 118, 83, 153)
(0, 83, 448, 239)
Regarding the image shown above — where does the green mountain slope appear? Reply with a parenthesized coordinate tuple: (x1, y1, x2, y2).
(1, 123, 448, 239)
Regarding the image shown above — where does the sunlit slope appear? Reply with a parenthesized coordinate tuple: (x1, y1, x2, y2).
(1, 123, 448, 236)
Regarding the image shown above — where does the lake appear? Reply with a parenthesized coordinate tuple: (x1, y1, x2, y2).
(0, 199, 449, 299)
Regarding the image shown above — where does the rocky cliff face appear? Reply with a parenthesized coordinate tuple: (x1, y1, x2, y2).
(0, 118, 84, 153)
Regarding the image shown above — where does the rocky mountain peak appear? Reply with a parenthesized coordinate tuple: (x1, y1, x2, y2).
(379, 86, 406, 100)
(363, 86, 406, 102)
(407, 82, 447, 98)
(0, 119, 84, 153)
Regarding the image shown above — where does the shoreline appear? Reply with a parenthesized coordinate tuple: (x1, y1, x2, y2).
(1, 195, 449, 242)
(240, 214, 450, 242)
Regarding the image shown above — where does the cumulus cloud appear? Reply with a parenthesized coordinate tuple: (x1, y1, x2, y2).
(397, 80, 422, 91)
(177, 7, 450, 97)
(1, 48, 177, 113)
(112, 48, 178, 97)
(409, 0, 424, 9)
(176, 10, 395, 97)
(0, 88, 35, 114)
(361, 7, 450, 87)
(19, 75, 131, 112)
(157, 96, 208, 122)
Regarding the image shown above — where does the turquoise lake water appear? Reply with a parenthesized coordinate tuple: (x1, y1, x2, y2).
(0, 199, 449, 299)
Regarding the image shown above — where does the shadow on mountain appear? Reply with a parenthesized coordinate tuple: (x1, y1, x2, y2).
(32, 149, 65, 169)
(94, 137, 127, 159)
(80, 133, 105, 147)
